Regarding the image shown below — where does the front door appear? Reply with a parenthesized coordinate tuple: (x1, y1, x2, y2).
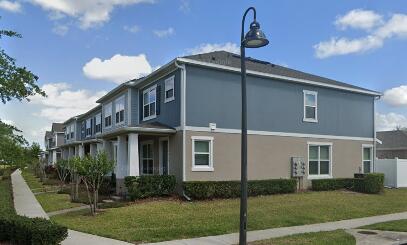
(160, 138, 169, 175)
(141, 141, 154, 175)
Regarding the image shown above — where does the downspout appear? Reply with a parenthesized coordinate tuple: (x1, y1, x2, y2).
(175, 60, 190, 200)
(373, 95, 380, 172)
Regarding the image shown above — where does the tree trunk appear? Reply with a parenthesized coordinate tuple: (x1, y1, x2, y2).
(93, 189, 98, 214)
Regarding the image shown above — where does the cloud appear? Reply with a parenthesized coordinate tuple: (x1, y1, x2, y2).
(315, 11, 407, 58)
(123, 25, 140, 33)
(382, 85, 407, 107)
(376, 112, 407, 131)
(335, 9, 383, 30)
(186, 42, 240, 55)
(83, 54, 152, 84)
(28, 0, 154, 29)
(2, 119, 15, 125)
(52, 24, 69, 36)
(179, 0, 190, 13)
(0, 0, 21, 13)
(153, 27, 174, 38)
(30, 83, 107, 121)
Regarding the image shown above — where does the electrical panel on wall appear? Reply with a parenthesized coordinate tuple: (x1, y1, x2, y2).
(291, 157, 306, 177)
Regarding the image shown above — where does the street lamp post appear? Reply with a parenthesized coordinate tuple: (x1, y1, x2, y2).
(239, 7, 269, 245)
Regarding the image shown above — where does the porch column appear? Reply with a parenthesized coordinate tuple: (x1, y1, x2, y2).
(128, 133, 140, 177)
(68, 146, 73, 158)
(117, 135, 128, 179)
(96, 143, 103, 154)
(90, 144, 97, 157)
(52, 150, 57, 164)
(102, 140, 113, 160)
(78, 144, 84, 157)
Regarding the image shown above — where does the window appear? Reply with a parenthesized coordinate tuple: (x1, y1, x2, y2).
(192, 136, 214, 171)
(303, 90, 318, 122)
(308, 143, 332, 178)
(143, 86, 157, 120)
(65, 127, 70, 140)
(70, 124, 74, 139)
(85, 119, 92, 136)
(164, 76, 175, 103)
(95, 113, 101, 133)
(104, 103, 112, 127)
(363, 145, 373, 173)
(141, 142, 154, 175)
(115, 96, 125, 124)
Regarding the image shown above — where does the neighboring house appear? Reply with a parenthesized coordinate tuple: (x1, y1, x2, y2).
(376, 130, 407, 159)
(59, 51, 380, 194)
(44, 123, 65, 165)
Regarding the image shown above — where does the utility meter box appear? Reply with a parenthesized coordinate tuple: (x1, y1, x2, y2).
(291, 157, 306, 177)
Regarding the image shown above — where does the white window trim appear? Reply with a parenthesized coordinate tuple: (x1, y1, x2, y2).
(95, 113, 102, 135)
(85, 118, 91, 137)
(164, 76, 175, 103)
(141, 140, 154, 175)
(307, 141, 333, 179)
(104, 102, 113, 129)
(142, 85, 157, 121)
(362, 144, 374, 174)
(303, 90, 318, 123)
(115, 96, 125, 126)
(191, 136, 214, 172)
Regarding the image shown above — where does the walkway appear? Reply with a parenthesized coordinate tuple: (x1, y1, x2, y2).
(11, 169, 132, 245)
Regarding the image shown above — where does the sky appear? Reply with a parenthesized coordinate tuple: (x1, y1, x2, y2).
(0, 0, 407, 148)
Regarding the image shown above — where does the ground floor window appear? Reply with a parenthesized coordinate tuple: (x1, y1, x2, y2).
(363, 145, 373, 173)
(192, 136, 214, 171)
(141, 142, 154, 175)
(308, 143, 332, 178)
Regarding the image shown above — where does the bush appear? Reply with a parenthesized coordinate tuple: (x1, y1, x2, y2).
(125, 175, 176, 200)
(0, 215, 68, 245)
(44, 165, 58, 179)
(312, 173, 384, 194)
(99, 174, 116, 196)
(183, 179, 297, 200)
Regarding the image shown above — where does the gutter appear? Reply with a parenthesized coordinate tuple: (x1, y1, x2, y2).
(175, 60, 187, 183)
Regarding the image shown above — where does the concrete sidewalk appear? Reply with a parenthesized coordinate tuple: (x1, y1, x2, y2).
(11, 169, 132, 245)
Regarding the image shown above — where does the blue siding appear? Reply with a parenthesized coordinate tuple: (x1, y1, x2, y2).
(138, 70, 181, 127)
(130, 88, 139, 126)
(101, 90, 129, 133)
(185, 65, 375, 138)
(78, 108, 102, 140)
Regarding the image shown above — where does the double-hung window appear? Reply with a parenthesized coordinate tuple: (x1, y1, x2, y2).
(70, 124, 74, 139)
(104, 103, 112, 128)
(308, 142, 332, 178)
(192, 136, 214, 171)
(65, 127, 70, 140)
(85, 119, 91, 136)
(95, 113, 101, 134)
(115, 96, 125, 124)
(143, 85, 157, 120)
(362, 145, 373, 173)
(164, 76, 175, 103)
(303, 90, 318, 122)
(141, 142, 154, 175)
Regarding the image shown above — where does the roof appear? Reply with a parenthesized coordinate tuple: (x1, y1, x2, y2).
(181, 51, 380, 96)
(77, 105, 102, 120)
(377, 130, 407, 150)
(51, 123, 64, 132)
(44, 131, 52, 139)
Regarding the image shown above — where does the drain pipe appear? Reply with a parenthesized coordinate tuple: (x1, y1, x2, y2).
(183, 190, 192, 201)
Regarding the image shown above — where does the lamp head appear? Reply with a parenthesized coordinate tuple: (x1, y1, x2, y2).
(243, 21, 269, 48)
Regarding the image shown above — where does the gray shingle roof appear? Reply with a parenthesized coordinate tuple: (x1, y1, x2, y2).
(377, 130, 407, 149)
(183, 51, 379, 95)
(51, 123, 64, 132)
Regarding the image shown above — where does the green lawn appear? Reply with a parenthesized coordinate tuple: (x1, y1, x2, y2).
(251, 230, 355, 245)
(21, 169, 58, 193)
(52, 189, 407, 243)
(0, 173, 15, 215)
(35, 193, 84, 213)
(361, 219, 407, 232)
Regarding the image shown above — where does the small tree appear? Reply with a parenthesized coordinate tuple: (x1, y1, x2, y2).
(77, 151, 114, 215)
(55, 159, 69, 191)
(67, 156, 81, 202)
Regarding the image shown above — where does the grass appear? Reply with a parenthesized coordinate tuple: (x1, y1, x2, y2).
(35, 193, 84, 213)
(250, 230, 355, 245)
(52, 188, 407, 243)
(360, 219, 407, 232)
(0, 170, 15, 215)
(21, 169, 59, 193)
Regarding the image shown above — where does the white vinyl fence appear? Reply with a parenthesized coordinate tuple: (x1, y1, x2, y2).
(375, 158, 407, 188)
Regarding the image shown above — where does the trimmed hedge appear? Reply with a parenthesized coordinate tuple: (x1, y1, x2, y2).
(312, 173, 384, 194)
(124, 175, 176, 200)
(0, 215, 68, 245)
(183, 179, 297, 200)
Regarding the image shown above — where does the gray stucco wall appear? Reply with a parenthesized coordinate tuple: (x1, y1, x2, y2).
(138, 70, 181, 128)
(185, 65, 375, 138)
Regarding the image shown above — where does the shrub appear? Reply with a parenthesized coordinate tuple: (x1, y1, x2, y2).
(44, 165, 58, 179)
(183, 179, 297, 200)
(0, 215, 68, 245)
(125, 175, 177, 200)
(312, 178, 354, 191)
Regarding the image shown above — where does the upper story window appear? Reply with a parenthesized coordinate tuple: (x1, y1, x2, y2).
(95, 113, 102, 134)
(303, 90, 318, 122)
(65, 127, 70, 140)
(104, 103, 112, 128)
(308, 142, 332, 179)
(70, 124, 74, 139)
(86, 118, 92, 136)
(115, 96, 125, 124)
(143, 85, 157, 121)
(362, 145, 373, 173)
(192, 136, 214, 172)
(164, 76, 175, 103)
